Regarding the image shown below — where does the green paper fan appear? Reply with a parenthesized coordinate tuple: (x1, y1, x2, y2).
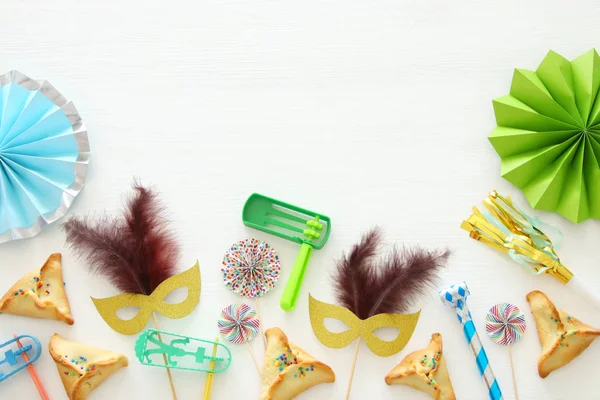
(490, 49, 600, 223)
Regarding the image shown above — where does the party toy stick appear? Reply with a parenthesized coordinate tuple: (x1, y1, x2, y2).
(254, 298, 266, 349)
(222, 238, 281, 350)
(13, 334, 49, 400)
(151, 315, 178, 399)
(218, 303, 261, 374)
(462, 190, 600, 310)
(485, 303, 526, 400)
(440, 282, 503, 400)
(135, 329, 232, 373)
(202, 337, 219, 400)
(136, 330, 230, 400)
(136, 328, 231, 400)
(0, 335, 41, 383)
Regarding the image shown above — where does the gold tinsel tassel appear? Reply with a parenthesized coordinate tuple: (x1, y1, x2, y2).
(461, 190, 573, 283)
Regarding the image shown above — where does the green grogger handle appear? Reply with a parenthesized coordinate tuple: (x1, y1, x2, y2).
(280, 243, 313, 311)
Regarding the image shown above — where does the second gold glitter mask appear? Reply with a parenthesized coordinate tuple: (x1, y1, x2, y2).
(92, 262, 201, 335)
(309, 295, 420, 357)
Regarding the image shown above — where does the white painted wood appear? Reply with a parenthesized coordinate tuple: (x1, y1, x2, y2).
(1, 1, 600, 399)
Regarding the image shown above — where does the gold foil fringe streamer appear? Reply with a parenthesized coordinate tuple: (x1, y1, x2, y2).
(461, 191, 573, 284)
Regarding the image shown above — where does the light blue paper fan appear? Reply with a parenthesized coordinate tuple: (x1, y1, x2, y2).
(0, 71, 89, 243)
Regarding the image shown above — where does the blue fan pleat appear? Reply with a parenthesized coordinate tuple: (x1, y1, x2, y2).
(3, 107, 73, 150)
(0, 84, 33, 144)
(1, 154, 75, 191)
(0, 161, 43, 231)
(3, 134, 79, 161)
(2, 155, 65, 212)
(2, 89, 59, 147)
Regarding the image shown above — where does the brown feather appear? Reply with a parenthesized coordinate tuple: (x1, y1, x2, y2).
(62, 181, 180, 295)
(333, 228, 449, 319)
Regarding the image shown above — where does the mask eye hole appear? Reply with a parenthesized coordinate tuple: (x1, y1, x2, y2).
(372, 327, 400, 341)
(115, 306, 142, 321)
(324, 318, 351, 333)
(163, 287, 189, 304)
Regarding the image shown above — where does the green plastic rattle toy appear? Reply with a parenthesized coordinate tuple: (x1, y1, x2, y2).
(242, 193, 331, 311)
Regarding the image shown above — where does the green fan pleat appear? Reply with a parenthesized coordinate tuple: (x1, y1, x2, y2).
(588, 85, 600, 127)
(583, 138, 600, 218)
(555, 139, 587, 223)
(489, 127, 578, 157)
(522, 139, 579, 211)
(493, 95, 578, 131)
(500, 136, 579, 188)
(571, 49, 600, 125)
(510, 69, 581, 126)
(536, 50, 582, 125)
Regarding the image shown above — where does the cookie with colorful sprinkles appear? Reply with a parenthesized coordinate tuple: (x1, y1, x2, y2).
(261, 327, 335, 400)
(385, 333, 456, 400)
(0, 253, 73, 324)
(49, 334, 128, 400)
(527, 290, 600, 378)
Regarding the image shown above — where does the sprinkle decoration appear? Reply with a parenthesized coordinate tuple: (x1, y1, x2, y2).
(13, 271, 51, 297)
(218, 303, 260, 344)
(272, 346, 315, 378)
(274, 347, 298, 371)
(222, 239, 280, 299)
(57, 354, 96, 376)
(485, 303, 526, 346)
(421, 351, 441, 390)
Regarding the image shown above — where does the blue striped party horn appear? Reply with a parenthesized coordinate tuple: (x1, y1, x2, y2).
(440, 282, 503, 400)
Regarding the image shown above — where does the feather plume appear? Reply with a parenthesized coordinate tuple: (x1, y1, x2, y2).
(62, 181, 180, 295)
(333, 228, 449, 319)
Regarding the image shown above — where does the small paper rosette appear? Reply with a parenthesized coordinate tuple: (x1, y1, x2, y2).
(490, 49, 600, 223)
(0, 71, 89, 242)
(222, 238, 280, 298)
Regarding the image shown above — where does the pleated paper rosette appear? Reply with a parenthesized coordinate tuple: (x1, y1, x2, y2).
(0, 71, 89, 242)
(490, 49, 600, 223)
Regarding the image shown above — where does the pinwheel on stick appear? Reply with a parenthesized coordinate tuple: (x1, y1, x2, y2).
(218, 303, 262, 375)
(486, 303, 527, 400)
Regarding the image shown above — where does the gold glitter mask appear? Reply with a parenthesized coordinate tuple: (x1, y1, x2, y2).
(92, 262, 201, 335)
(308, 295, 420, 357)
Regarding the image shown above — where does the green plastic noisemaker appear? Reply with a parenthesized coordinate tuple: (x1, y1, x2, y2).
(242, 193, 331, 311)
(135, 329, 232, 373)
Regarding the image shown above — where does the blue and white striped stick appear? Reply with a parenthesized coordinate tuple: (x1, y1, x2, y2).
(440, 282, 503, 400)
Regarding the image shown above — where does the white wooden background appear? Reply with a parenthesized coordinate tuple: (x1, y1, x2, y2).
(1, 1, 600, 399)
